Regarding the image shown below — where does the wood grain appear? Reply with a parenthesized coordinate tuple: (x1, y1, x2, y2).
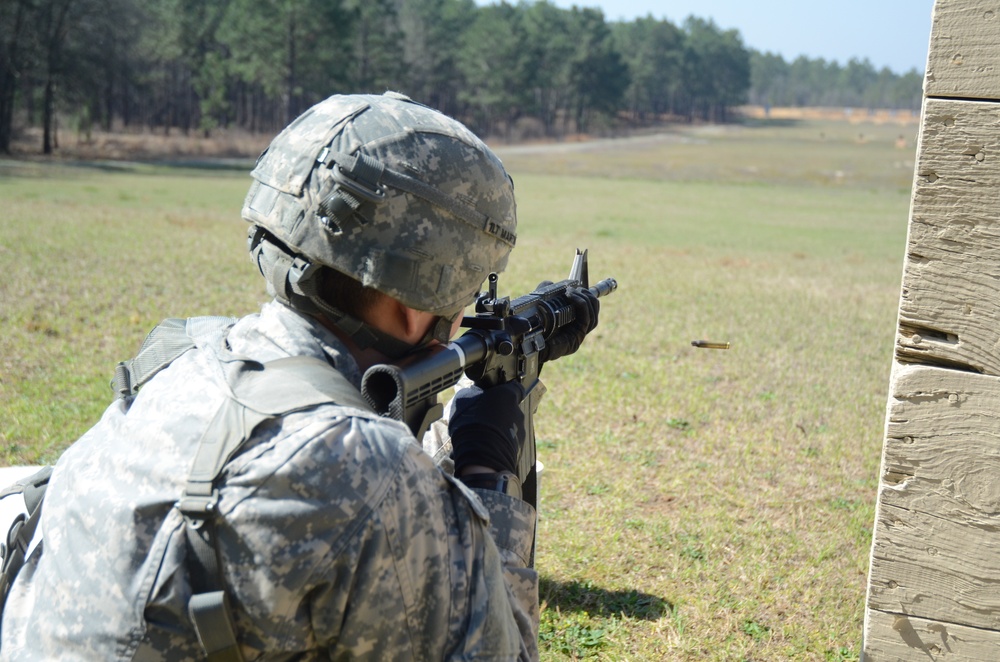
(897, 98, 1000, 375)
(868, 364, 1000, 633)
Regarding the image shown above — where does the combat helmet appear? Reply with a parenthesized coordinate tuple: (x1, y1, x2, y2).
(242, 92, 517, 357)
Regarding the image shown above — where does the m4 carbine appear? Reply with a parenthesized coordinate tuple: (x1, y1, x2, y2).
(361, 249, 617, 510)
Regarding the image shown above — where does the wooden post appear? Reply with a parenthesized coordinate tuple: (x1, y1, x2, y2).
(864, 1, 1000, 659)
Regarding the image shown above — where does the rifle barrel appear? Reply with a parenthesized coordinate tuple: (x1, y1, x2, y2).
(589, 278, 617, 298)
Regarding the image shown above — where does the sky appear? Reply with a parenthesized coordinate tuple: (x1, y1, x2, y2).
(505, 0, 936, 75)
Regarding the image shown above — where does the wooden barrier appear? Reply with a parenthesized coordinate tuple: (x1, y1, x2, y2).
(864, 1, 1000, 658)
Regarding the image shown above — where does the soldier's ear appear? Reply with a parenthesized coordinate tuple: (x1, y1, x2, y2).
(381, 299, 437, 344)
(400, 304, 438, 344)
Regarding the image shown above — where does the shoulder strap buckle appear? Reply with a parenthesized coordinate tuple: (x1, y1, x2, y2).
(177, 493, 219, 524)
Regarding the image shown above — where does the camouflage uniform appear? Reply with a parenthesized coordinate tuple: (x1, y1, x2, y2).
(0, 300, 539, 660)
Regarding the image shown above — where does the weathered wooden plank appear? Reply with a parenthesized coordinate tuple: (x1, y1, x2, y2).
(897, 98, 1000, 375)
(867, 364, 1000, 633)
(926, 0, 1000, 99)
(865, 610, 1000, 661)
(867, 4, 1000, 659)
(869, 505, 1000, 631)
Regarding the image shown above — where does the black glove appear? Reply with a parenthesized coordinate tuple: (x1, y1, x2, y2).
(448, 382, 526, 476)
(538, 286, 600, 365)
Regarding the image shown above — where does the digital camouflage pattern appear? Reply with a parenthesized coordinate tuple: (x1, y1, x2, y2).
(242, 92, 518, 316)
(0, 301, 539, 660)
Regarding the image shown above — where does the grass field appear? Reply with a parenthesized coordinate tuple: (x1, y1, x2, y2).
(0, 116, 914, 660)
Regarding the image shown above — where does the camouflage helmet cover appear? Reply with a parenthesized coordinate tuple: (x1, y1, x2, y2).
(242, 92, 517, 316)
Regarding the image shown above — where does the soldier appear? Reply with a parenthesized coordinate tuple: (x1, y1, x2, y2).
(0, 92, 598, 660)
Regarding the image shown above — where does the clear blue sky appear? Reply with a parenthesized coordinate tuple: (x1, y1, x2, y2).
(479, 1, 936, 75)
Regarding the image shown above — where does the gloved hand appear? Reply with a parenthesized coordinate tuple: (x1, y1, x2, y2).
(538, 286, 600, 365)
(448, 382, 526, 476)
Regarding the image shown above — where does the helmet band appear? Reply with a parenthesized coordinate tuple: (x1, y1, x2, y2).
(319, 150, 516, 248)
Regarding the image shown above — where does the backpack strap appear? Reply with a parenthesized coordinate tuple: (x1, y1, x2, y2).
(0, 466, 54, 627)
(178, 352, 372, 662)
(109, 316, 370, 660)
(112, 317, 238, 402)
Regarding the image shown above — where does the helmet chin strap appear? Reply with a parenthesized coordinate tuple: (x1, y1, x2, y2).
(250, 226, 460, 360)
(307, 293, 459, 360)
(304, 291, 419, 360)
(305, 280, 461, 361)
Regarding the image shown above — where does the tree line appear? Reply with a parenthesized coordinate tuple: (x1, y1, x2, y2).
(0, 0, 924, 154)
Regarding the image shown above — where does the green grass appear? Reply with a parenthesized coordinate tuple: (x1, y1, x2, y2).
(0, 117, 911, 659)
(0, 163, 259, 462)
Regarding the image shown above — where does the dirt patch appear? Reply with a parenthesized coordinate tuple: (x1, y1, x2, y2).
(738, 105, 920, 125)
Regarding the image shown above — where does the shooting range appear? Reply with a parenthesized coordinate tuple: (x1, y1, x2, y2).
(864, 0, 1000, 658)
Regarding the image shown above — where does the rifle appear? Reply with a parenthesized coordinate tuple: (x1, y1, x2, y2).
(361, 249, 617, 511)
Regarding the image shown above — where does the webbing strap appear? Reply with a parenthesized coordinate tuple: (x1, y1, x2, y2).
(186, 517, 243, 662)
(20, 468, 52, 514)
(113, 317, 238, 400)
(247, 356, 372, 413)
(189, 591, 244, 662)
(0, 466, 53, 629)
(180, 349, 373, 661)
(182, 393, 262, 662)
(181, 356, 371, 503)
(111, 316, 373, 659)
